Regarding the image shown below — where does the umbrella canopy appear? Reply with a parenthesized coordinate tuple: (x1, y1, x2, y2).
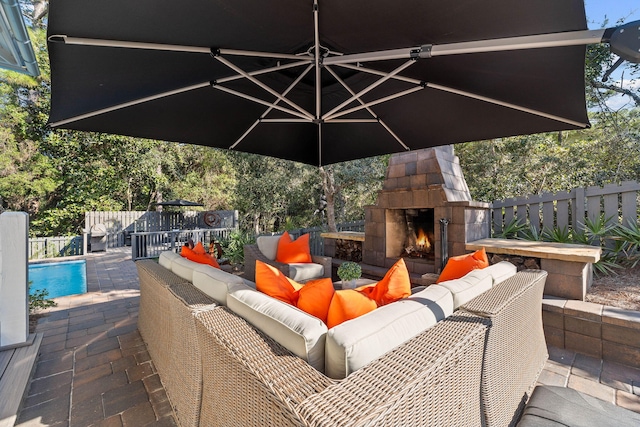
(46, 0, 629, 165)
(155, 199, 204, 207)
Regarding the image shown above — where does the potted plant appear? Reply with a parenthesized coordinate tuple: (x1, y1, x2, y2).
(337, 261, 362, 289)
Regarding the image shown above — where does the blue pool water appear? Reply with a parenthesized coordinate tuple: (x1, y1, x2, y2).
(29, 260, 87, 298)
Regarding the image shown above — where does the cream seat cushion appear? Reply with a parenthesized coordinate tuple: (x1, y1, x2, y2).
(325, 284, 454, 379)
(192, 264, 256, 306)
(288, 262, 325, 282)
(227, 287, 328, 372)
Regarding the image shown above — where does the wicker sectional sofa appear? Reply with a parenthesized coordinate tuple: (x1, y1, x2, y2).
(136, 251, 548, 427)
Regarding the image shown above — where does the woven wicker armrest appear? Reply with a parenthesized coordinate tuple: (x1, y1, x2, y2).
(461, 270, 549, 427)
(311, 254, 332, 278)
(243, 244, 291, 282)
(298, 312, 490, 427)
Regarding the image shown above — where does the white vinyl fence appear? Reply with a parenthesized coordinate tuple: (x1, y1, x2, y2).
(29, 235, 83, 260)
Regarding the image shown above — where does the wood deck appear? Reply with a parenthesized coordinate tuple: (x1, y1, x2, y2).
(0, 333, 42, 427)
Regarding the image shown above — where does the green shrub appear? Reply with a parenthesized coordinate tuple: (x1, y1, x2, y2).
(29, 287, 57, 314)
(221, 230, 256, 265)
(337, 261, 362, 281)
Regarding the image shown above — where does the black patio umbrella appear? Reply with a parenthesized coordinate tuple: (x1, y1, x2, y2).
(155, 199, 204, 207)
(46, 0, 640, 166)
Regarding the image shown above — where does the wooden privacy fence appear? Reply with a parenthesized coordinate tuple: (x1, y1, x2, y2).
(29, 236, 83, 260)
(491, 181, 640, 235)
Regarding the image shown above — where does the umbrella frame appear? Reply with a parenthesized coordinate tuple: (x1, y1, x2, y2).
(47, 2, 639, 164)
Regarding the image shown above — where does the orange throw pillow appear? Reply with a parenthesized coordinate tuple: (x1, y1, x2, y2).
(182, 245, 220, 268)
(255, 261, 334, 321)
(190, 252, 221, 268)
(326, 290, 378, 329)
(436, 248, 489, 283)
(365, 258, 412, 306)
(296, 278, 335, 324)
(275, 231, 312, 263)
(326, 259, 411, 328)
(181, 245, 194, 258)
(193, 241, 207, 254)
(255, 260, 299, 305)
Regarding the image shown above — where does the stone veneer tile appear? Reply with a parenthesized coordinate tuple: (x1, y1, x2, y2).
(387, 164, 405, 179)
(565, 316, 601, 339)
(543, 325, 565, 349)
(410, 174, 426, 188)
(404, 161, 417, 176)
(540, 259, 589, 276)
(543, 310, 564, 329)
(602, 306, 640, 331)
(393, 151, 418, 165)
(383, 178, 398, 190)
(603, 323, 640, 347)
(543, 297, 567, 313)
(603, 342, 640, 368)
(564, 300, 603, 321)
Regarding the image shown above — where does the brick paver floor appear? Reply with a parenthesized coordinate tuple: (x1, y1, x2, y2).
(15, 248, 176, 427)
(14, 248, 640, 426)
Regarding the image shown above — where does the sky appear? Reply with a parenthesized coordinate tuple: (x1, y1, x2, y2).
(584, 0, 639, 109)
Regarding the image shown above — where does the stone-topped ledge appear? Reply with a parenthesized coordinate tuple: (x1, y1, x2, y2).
(543, 297, 640, 369)
(467, 238, 602, 300)
(320, 231, 365, 241)
(466, 238, 601, 263)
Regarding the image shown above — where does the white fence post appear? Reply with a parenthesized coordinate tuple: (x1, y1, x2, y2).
(0, 212, 29, 347)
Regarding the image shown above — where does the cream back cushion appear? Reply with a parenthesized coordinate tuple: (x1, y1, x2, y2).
(227, 287, 327, 372)
(437, 261, 516, 309)
(170, 256, 199, 282)
(438, 271, 493, 309)
(485, 261, 518, 285)
(159, 250, 181, 269)
(256, 235, 281, 261)
(325, 285, 454, 379)
(192, 265, 256, 305)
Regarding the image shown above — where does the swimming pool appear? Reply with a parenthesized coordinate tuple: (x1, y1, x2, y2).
(28, 259, 87, 298)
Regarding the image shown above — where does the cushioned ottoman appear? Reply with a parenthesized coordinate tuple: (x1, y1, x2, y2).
(517, 385, 640, 427)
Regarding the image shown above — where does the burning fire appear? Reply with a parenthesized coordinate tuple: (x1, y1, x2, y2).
(416, 228, 431, 252)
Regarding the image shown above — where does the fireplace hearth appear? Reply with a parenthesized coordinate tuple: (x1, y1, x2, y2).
(363, 146, 491, 277)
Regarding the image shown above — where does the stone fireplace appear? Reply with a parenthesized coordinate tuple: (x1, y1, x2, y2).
(363, 146, 491, 277)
